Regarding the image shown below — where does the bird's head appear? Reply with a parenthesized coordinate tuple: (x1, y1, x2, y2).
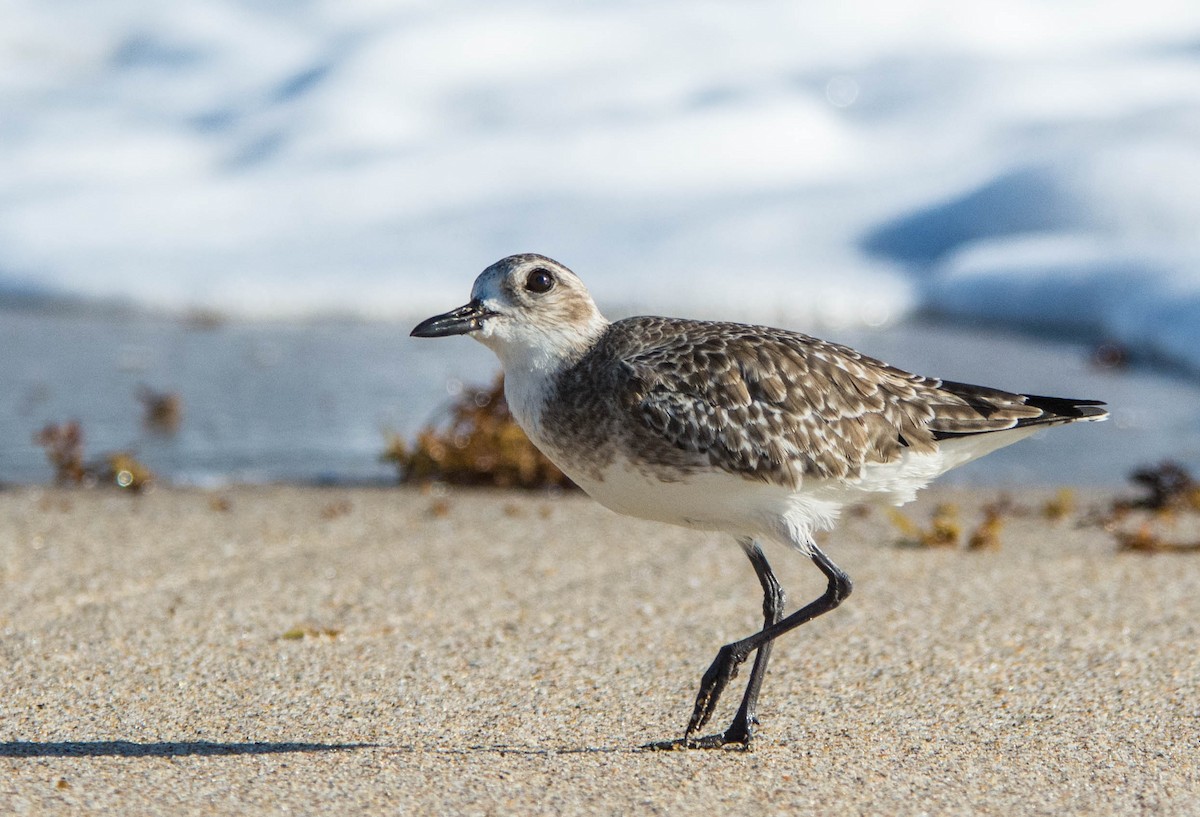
(411, 254, 609, 372)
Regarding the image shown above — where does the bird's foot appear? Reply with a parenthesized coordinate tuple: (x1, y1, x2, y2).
(686, 643, 748, 735)
(643, 709, 757, 751)
(642, 725, 754, 752)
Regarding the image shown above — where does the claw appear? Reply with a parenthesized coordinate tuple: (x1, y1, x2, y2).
(685, 644, 747, 736)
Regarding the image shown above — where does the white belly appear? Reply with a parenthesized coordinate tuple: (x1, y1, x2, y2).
(570, 457, 783, 530)
(551, 453, 843, 547)
(539, 425, 1043, 546)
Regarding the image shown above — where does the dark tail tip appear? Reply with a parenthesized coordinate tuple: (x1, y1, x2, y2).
(1022, 394, 1109, 422)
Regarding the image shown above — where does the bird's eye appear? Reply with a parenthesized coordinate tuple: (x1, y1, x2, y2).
(524, 268, 554, 294)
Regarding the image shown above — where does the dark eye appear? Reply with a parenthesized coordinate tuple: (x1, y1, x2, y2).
(524, 268, 554, 294)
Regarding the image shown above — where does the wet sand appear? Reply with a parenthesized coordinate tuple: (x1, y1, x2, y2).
(1, 485, 1197, 815)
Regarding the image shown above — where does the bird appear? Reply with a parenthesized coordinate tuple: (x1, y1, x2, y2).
(410, 253, 1108, 750)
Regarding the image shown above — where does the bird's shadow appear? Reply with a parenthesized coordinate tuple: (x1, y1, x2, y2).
(0, 740, 374, 758)
(0, 740, 643, 759)
(442, 743, 633, 756)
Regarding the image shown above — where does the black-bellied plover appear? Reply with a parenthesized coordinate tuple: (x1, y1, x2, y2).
(411, 253, 1108, 750)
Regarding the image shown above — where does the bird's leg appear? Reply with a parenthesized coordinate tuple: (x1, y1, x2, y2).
(671, 538, 785, 749)
(648, 541, 851, 750)
(724, 539, 787, 743)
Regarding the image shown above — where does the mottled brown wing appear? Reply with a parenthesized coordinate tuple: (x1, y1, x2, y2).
(615, 318, 1053, 485)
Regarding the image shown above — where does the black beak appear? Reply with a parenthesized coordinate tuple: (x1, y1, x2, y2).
(410, 300, 496, 338)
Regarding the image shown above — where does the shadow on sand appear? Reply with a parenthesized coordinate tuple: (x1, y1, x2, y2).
(0, 740, 374, 758)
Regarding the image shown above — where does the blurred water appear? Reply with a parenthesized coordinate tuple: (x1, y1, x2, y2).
(0, 309, 495, 485)
(2, 307, 1195, 487)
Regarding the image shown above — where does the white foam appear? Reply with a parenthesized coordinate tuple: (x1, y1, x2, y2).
(2, 0, 1199, 369)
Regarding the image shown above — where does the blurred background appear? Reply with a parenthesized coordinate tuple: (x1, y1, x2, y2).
(2, 0, 1199, 486)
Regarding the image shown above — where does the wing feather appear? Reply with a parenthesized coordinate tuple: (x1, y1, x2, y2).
(598, 318, 1104, 487)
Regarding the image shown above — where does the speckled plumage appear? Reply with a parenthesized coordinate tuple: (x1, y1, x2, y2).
(411, 253, 1108, 750)
(542, 315, 1102, 489)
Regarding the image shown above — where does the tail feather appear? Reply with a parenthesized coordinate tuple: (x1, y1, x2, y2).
(930, 381, 1108, 441)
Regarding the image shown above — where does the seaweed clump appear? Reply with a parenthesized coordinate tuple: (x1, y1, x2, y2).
(138, 386, 183, 434)
(1123, 461, 1200, 512)
(888, 500, 1007, 550)
(384, 374, 574, 490)
(1107, 461, 1200, 553)
(34, 421, 154, 491)
(34, 421, 86, 485)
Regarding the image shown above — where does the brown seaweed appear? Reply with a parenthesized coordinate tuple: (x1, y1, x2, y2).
(383, 374, 574, 490)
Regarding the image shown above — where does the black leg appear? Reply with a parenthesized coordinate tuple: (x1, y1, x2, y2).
(726, 539, 786, 741)
(648, 540, 851, 750)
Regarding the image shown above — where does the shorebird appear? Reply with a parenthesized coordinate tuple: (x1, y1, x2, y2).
(411, 253, 1108, 749)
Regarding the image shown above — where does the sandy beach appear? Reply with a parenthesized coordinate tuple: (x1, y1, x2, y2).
(1, 484, 1197, 815)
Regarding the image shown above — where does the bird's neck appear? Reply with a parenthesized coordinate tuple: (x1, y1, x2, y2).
(494, 320, 607, 438)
